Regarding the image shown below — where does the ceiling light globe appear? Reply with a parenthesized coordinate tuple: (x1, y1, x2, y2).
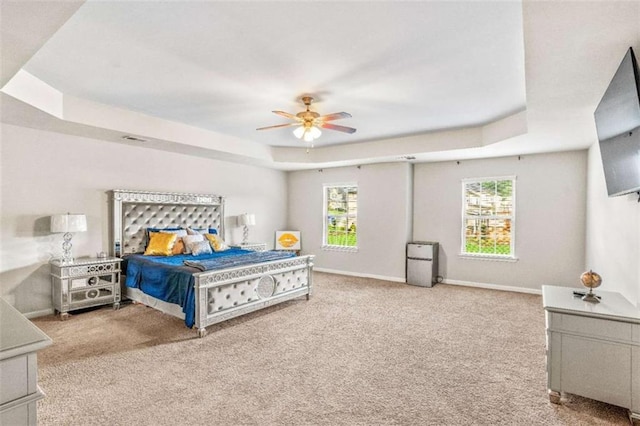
(310, 126, 321, 138)
(303, 131, 315, 142)
(293, 126, 305, 139)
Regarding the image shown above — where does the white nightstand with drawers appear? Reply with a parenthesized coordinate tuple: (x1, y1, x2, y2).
(50, 257, 122, 319)
(542, 285, 640, 423)
(231, 242, 268, 252)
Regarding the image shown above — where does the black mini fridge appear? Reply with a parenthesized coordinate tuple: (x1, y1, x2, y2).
(406, 242, 439, 287)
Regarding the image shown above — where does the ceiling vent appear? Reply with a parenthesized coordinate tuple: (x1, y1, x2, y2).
(121, 135, 147, 142)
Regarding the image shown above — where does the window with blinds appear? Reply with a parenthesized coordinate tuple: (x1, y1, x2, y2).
(323, 184, 358, 251)
(462, 177, 515, 258)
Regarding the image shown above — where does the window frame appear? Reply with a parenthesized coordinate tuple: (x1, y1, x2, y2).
(460, 176, 517, 260)
(322, 183, 358, 252)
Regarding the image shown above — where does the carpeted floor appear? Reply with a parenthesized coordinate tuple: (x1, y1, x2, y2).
(33, 272, 628, 425)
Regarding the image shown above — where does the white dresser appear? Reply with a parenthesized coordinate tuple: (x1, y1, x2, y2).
(542, 285, 640, 423)
(0, 299, 52, 425)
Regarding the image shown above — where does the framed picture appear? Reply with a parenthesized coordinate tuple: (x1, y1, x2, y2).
(275, 231, 301, 250)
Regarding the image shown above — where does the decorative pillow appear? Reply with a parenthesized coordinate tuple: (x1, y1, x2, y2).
(149, 231, 187, 255)
(189, 240, 213, 256)
(161, 229, 187, 254)
(160, 229, 187, 236)
(146, 226, 182, 240)
(144, 232, 178, 256)
(205, 233, 229, 252)
(171, 238, 186, 255)
(186, 227, 218, 235)
(182, 234, 205, 254)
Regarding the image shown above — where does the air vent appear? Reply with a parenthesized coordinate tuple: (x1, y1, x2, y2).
(121, 135, 147, 142)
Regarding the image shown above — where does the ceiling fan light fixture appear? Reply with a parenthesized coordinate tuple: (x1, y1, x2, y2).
(293, 126, 305, 139)
(260, 96, 355, 148)
(309, 126, 321, 139)
(303, 130, 315, 142)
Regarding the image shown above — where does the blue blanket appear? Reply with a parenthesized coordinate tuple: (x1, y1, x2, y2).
(184, 250, 295, 271)
(124, 249, 256, 327)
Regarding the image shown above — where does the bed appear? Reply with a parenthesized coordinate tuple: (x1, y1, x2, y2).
(111, 189, 314, 337)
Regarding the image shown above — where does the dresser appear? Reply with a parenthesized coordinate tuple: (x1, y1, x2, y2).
(0, 298, 52, 425)
(542, 285, 640, 423)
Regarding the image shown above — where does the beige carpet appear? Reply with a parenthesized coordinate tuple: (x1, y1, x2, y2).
(33, 272, 628, 425)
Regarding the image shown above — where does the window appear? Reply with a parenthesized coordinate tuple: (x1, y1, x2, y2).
(462, 177, 515, 258)
(323, 184, 358, 251)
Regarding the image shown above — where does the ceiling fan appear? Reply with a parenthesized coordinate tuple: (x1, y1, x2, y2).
(257, 96, 356, 146)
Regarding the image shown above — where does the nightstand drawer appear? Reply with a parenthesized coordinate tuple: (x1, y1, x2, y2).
(70, 273, 117, 290)
(70, 286, 117, 305)
(0, 355, 30, 405)
(550, 312, 634, 343)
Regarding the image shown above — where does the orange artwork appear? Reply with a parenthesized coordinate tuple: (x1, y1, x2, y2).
(275, 231, 301, 250)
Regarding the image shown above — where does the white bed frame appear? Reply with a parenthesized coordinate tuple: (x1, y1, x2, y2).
(111, 189, 314, 337)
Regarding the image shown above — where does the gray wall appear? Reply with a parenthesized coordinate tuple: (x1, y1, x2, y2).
(288, 162, 413, 281)
(586, 143, 640, 306)
(3, 121, 615, 313)
(413, 151, 588, 292)
(0, 124, 289, 315)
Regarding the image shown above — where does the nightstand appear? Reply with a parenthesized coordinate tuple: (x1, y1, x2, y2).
(231, 242, 268, 252)
(50, 257, 122, 320)
(542, 285, 640, 422)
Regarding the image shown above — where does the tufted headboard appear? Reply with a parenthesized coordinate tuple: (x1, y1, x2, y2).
(110, 189, 225, 256)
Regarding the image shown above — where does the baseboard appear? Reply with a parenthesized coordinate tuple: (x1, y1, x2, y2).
(313, 269, 541, 295)
(443, 279, 541, 295)
(314, 268, 405, 283)
(23, 308, 55, 319)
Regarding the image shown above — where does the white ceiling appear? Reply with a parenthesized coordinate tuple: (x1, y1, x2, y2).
(1, 1, 639, 170)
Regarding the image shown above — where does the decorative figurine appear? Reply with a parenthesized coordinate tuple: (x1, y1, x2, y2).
(580, 270, 602, 303)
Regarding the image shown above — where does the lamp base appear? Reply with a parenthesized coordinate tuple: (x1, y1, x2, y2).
(60, 232, 75, 264)
(242, 226, 249, 245)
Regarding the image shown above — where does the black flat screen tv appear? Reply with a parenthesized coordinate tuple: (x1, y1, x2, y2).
(593, 47, 640, 197)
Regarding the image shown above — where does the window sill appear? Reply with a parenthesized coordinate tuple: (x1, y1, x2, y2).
(322, 245, 359, 253)
(459, 254, 518, 262)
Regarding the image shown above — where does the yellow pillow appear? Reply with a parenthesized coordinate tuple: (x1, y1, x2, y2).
(144, 232, 178, 256)
(171, 238, 185, 255)
(149, 232, 186, 255)
(205, 233, 229, 252)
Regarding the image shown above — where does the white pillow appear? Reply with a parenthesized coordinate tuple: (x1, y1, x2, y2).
(189, 240, 213, 256)
(161, 229, 187, 237)
(182, 234, 204, 254)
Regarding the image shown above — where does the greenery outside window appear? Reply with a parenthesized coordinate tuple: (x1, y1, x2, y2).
(462, 177, 516, 258)
(323, 184, 358, 251)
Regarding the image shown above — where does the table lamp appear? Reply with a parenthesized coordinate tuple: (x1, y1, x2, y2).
(50, 213, 87, 264)
(238, 213, 256, 245)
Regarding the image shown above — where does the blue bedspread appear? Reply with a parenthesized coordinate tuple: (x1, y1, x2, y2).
(184, 250, 294, 271)
(124, 248, 257, 328)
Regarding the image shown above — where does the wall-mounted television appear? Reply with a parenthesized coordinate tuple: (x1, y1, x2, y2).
(593, 47, 640, 197)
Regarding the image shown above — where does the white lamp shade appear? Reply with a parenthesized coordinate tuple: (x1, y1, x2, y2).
(50, 214, 87, 233)
(238, 213, 256, 226)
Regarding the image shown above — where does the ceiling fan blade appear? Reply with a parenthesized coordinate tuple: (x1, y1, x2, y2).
(318, 122, 357, 134)
(272, 110, 302, 121)
(256, 122, 300, 131)
(316, 112, 352, 122)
